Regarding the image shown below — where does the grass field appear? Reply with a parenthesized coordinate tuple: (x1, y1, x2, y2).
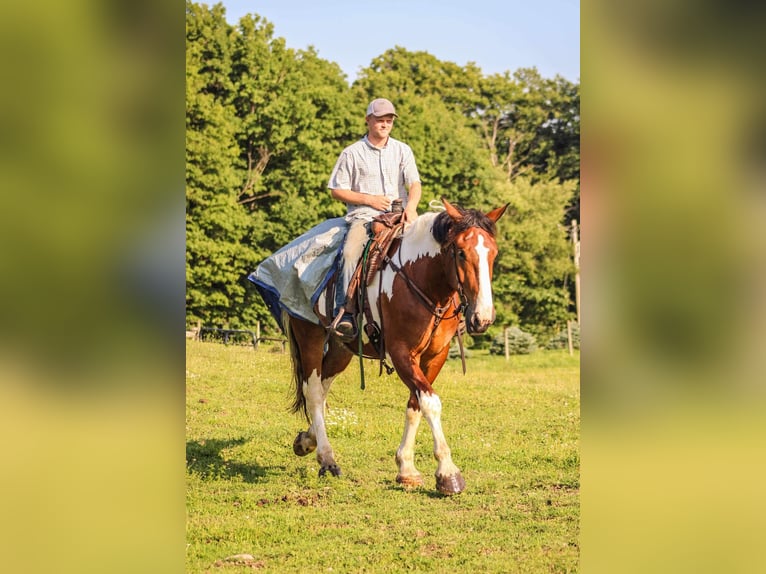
(186, 340, 580, 573)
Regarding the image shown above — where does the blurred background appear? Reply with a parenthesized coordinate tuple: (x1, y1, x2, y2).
(0, 0, 183, 571)
(582, 0, 766, 571)
(1, 0, 765, 572)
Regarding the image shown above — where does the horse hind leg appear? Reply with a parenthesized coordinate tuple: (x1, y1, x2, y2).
(303, 369, 341, 476)
(286, 318, 342, 477)
(293, 431, 316, 457)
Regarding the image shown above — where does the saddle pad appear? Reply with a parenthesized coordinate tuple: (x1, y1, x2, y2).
(249, 217, 348, 330)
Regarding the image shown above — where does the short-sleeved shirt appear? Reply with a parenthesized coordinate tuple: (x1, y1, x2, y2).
(328, 135, 420, 222)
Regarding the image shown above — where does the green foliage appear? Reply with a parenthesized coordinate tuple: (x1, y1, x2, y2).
(546, 323, 580, 350)
(489, 177, 577, 332)
(186, 3, 356, 331)
(490, 326, 539, 355)
(353, 48, 578, 330)
(390, 95, 498, 209)
(185, 3, 580, 335)
(186, 2, 261, 328)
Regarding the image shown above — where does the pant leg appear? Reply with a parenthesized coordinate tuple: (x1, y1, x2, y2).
(335, 219, 369, 314)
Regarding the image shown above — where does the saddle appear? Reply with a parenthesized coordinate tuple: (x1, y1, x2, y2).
(345, 210, 405, 310)
(322, 209, 467, 381)
(323, 210, 405, 359)
(364, 211, 406, 286)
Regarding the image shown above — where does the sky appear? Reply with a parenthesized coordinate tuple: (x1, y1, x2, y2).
(217, 0, 579, 83)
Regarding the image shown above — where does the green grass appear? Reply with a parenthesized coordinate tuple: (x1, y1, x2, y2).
(186, 341, 579, 573)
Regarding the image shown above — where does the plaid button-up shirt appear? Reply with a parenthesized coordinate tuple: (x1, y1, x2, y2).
(328, 135, 420, 221)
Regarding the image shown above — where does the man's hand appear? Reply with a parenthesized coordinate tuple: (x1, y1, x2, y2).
(402, 204, 418, 223)
(367, 195, 392, 212)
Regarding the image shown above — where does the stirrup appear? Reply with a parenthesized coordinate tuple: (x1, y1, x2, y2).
(329, 308, 357, 341)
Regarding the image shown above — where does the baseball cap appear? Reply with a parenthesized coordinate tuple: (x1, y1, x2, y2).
(366, 98, 398, 118)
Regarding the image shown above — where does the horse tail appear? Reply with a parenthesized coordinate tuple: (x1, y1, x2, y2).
(283, 311, 308, 420)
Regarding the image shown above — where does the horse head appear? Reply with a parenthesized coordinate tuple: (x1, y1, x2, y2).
(440, 197, 508, 334)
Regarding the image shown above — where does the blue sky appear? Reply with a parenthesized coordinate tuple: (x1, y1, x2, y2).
(217, 0, 579, 83)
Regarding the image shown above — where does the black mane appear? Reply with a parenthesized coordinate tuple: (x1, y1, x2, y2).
(432, 204, 497, 245)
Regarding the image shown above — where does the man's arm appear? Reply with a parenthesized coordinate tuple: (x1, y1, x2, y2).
(331, 188, 392, 212)
(403, 181, 422, 223)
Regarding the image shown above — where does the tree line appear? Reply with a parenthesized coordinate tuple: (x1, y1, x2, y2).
(186, 1, 580, 342)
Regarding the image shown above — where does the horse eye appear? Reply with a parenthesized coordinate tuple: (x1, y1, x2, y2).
(457, 249, 466, 260)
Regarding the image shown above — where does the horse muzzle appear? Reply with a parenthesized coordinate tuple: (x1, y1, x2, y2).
(465, 307, 495, 334)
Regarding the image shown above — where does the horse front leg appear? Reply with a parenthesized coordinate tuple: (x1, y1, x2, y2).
(390, 348, 465, 495)
(418, 390, 466, 495)
(395, 393, 424, 488)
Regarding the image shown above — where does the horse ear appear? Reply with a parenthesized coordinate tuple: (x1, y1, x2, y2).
(486, 203, 509, 223)
(441, 196, 463, 221)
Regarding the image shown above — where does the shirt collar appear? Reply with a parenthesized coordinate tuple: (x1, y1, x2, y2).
(363, 134, 389, 150)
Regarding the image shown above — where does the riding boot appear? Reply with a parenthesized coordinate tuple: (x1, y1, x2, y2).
(330, 304, 356, 342)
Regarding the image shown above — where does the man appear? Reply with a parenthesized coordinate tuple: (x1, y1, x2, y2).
(328, 98, 422, 341)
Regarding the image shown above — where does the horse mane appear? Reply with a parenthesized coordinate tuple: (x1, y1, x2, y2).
(431, 204, 497, 245)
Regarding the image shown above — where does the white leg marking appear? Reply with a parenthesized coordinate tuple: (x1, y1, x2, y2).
(396, 407, 423, 480)
(303, 369, 335, 466)
(418, 392, 461, 478)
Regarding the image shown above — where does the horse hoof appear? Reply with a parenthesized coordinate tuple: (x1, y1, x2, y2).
(435, 472, 466, 495)
(292, 431, 316, 457)
(319, 464, 341, 478)
(396, 473, 424, 488)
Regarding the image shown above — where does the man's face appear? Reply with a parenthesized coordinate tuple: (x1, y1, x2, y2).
(366, 114, 395, 141)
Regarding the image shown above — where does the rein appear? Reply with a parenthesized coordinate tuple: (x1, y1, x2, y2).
(357, 240, 373, 390)
(354, 220, 481, 385)
(385, 248, 463, 327)
(383, 241, 469, 374)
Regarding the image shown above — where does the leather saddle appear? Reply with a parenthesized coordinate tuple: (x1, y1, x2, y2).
(319, 211, 405, 339)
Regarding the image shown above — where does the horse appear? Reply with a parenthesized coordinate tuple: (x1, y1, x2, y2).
(281, 197, 507, 495)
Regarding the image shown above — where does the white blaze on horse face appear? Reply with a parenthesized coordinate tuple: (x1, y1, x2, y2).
(473, 234, 494, 321)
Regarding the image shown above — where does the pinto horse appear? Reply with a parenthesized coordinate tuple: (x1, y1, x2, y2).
(284, 198, 507, 495)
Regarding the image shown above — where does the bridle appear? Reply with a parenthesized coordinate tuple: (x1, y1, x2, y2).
(385, 240, 466, 328)
(363, 225, 490, 379)
(447, 242, 469, 316)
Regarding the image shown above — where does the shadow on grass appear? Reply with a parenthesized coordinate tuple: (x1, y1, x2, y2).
(186, 437, 285, 483)
(385, 482, 453, 499)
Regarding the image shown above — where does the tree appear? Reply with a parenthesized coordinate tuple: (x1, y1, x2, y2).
(490, 177, 576, 338)
(186, 2, 263, 328)
(185, 11, 580, 335)
(469, 69, 580, 223)
(186, 2, 358, 332)
(232, 37, 358, 249)
(354, 50, 578, 333)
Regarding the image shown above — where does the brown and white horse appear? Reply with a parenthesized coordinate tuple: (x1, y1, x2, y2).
(285, 198, 507, 495)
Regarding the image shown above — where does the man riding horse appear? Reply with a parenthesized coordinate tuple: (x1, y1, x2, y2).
(328, 98, 422, 341)
(249, 98, 509, 495)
